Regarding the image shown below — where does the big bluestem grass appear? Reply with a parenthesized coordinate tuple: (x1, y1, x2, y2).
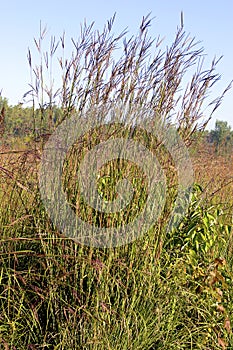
(0, 14, 233, 349)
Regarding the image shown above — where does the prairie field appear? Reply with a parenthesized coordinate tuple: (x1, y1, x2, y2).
(1, 134, 233, 350)
(0, 15, 233, 349)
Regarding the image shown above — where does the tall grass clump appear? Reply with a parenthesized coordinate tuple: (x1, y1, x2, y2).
(0, 14, 233, 349)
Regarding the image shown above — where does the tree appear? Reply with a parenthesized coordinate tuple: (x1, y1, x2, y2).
(209, 120, 233, 154)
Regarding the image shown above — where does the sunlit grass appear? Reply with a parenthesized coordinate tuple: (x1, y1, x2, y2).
(0, 13, 233, 349)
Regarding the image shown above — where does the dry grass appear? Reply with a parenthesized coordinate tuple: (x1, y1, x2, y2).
(192, 143, 233, 216)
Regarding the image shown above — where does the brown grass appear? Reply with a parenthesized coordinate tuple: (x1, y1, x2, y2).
(192, 143, 233, 217)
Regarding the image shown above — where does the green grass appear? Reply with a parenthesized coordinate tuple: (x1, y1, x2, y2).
(1, 142, 233, 349)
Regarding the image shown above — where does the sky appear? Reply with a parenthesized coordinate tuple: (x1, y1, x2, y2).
(0, 0, 232, 130)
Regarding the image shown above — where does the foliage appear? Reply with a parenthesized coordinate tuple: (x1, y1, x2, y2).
(208, 120, 233, 154)
(165, 184, 225, 261)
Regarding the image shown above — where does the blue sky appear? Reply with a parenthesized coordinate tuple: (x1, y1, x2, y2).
(0, 0, 232, 129)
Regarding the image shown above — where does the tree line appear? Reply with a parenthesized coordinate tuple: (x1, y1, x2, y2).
(0, 96, 232, 154)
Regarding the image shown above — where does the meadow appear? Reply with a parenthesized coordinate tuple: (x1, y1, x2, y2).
(0, 15, 233, 349)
